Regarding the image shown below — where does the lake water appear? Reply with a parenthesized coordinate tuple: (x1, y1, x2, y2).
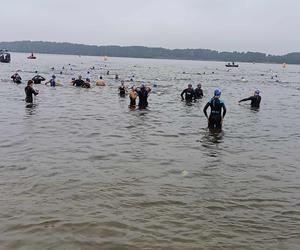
(0, 53, 299, 250)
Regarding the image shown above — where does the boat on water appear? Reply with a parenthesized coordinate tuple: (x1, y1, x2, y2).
(0, 50, 11, 63)
(27, 53, 37, 59)
(225, 62, 239, 67)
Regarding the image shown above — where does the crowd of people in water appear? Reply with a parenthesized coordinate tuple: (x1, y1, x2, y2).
(11, 68, 261, 131)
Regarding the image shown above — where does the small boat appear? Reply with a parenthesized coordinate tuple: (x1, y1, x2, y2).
(0, 50, 11, 63)
(27, 53, 37, 59)
(225, 62, 239, 67)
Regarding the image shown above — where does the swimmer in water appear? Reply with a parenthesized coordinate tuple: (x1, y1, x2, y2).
(11, 72, 22, 84)
(181, 84, 195, 102)
(239, 90, 261, 108)
(25, 80, 39, 103)
(137, 84, 151, 109)
(129, 86, 138, 108)
(73, 75, 85, 87)
(194, 83, 204, 99)
(203, 89, 226, 130)
(32, 74, 45, 84)
(45, 75, 56, 87)
(119, 81, 127, 97)
(95, 76, 106, 86)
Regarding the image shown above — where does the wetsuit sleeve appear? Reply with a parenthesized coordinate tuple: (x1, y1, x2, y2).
(239, 97, 252, 103)
(222, 103, 226, 117)
(200, 89, 203, 97)
(192, 90, 196, 101)
(40, 76, 45, 81)
(203, 102, 210, 117)
(181, 89, 186, 100)
(33, 89, 38, 96)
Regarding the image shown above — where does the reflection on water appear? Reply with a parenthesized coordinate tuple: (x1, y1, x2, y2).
(0, 53, 300, 249)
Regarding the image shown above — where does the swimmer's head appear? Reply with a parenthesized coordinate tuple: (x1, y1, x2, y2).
(254, 89, 260, 95)
(78, 75, 82, 80)
(27, 80, 34, 86)
(214, 89, 221, 97)
(188, 84, 192, 88)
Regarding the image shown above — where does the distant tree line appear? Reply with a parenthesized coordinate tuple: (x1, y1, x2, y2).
(1, 40, 299, 64)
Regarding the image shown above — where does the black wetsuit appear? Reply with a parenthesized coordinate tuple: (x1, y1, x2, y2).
(137, 88, 150, 108)
(181, 88, 195, 102)
(11, 74, 22, 84)
(239, 95, 261, 108)
(82, 82, 91, 88)
(119, 86, 126, 97)
(25, 86, 38, 103)
(32, 75, 45, 84)
(203, 98, 226, 129)
(194, 87, 203, 99)
(73, 79, 85, 87)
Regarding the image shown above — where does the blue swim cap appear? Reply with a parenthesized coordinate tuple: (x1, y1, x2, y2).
(214, 89, 221, 96)
(254, 89, 260, 95)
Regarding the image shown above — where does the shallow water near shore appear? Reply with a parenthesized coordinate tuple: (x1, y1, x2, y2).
(0, 53, 300, 249)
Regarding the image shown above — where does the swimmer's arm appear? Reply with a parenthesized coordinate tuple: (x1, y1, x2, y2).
(239, 97, 251, 103)
(181, 90, 185, 100)
(203, 102, 210, 118)
(222, 104, 227, 118)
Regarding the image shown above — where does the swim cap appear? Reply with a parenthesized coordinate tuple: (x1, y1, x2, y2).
(254, 90, 260, 95)
(197, 83, 201, 87)
(214, 89, 221, 96)
(52, 75, 56, 78)
(188, 84, 192, 88)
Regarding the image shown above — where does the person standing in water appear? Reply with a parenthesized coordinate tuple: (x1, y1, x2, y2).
(181, 84, 195, 102)
(11, 73, 22, 84)
(32, 74, 45, 84)
(45, 75, 57, 87)
(25, 80, 39, 103)
(239, 90, 261, 108)
(194, 83, 204, 99)
(129, 86, 138, 108)
(119, 81, 127, 97)
(72, 75, 85, 87)
(137, 84, 151, 109)
(203, 89, 226, 130)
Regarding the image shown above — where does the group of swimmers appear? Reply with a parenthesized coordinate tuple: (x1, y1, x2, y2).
(14, 71, 261, 131)
(180, 83, 261, 130)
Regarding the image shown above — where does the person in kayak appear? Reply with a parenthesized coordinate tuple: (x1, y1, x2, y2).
(73, 75, 85, 87)
(45, 75, 57, 87)
(137, 84, 151, 109)
(32, 74, 45, 84)
(194, 83, 204, 99)
(203, 89, 226, 130)
(119, 81, 127, 97)
(181, 84, 195, 102)
(129, 86, 138, 108)
(11, 73, 22, 84)
(239, 90, 261, 108)
(25, 80, 39, 103)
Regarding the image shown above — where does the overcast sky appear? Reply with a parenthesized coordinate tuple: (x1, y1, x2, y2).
(1, 0, 299, 54)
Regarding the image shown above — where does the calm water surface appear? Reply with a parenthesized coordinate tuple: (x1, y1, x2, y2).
(0, 53, 299, 249)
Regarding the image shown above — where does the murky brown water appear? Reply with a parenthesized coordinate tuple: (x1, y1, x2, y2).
(0, 53, 299, 249)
